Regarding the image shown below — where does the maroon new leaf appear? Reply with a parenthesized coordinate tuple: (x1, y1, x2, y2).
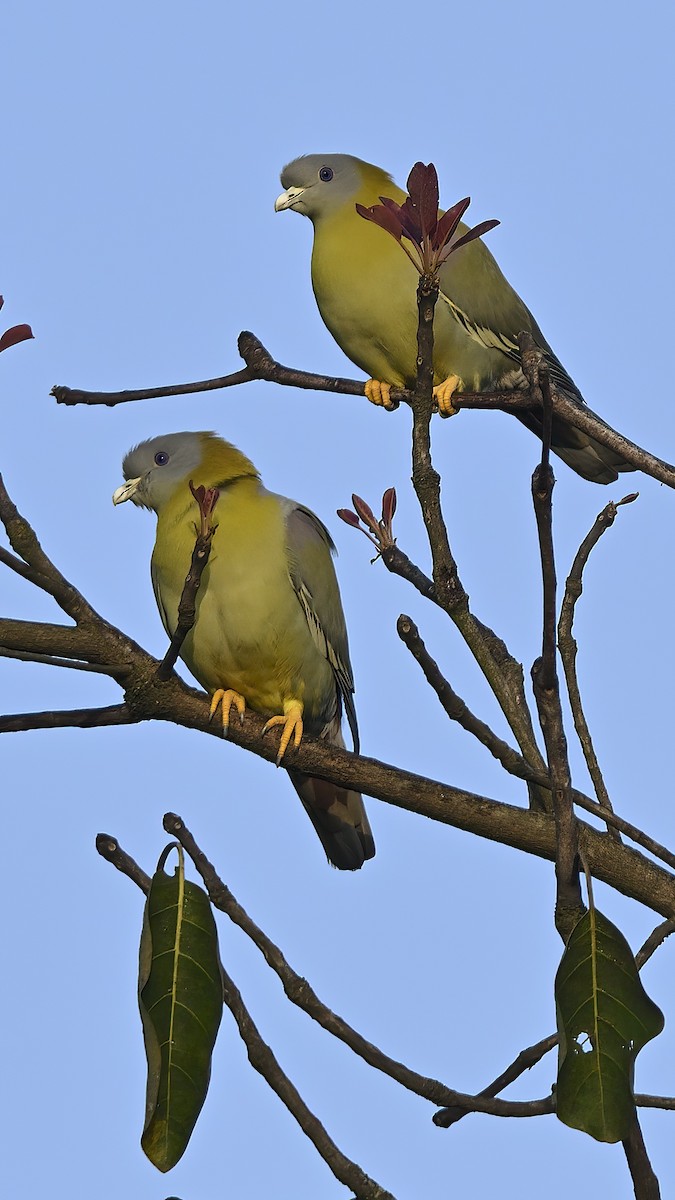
(337, 508, 361, 529)
(406, 162, 439, 241)
(355, 203, 403, 242)
(189, 481, 220, 537)
(351, 493, 379, 533)
(435, 197, 471, 249)
(0, 323, 34, 354)
(382, 487, 397, 527)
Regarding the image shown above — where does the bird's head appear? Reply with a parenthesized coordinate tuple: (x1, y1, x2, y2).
(275, 154, 396, 223)
(112, 431, 257, 513)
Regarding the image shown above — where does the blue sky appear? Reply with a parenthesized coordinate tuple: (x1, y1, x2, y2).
(2, 2, 674, 1197)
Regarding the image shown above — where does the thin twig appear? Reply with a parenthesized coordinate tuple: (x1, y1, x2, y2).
(394, 614, 675, 872)
(218, 962, 398, 1200)
(0, 475, 101, 625)
(622, 1112, 661, 1200)
(433, 1033, 558, 1128)
(559, 493, 638, 835)
(162, 813, 552, 1119)
(573, 795, 675, 873)
(0, 545, 52, 588)
(396, 613, 534, 779)
(526, 343, 582, 935)
(636, 918, 675, 969)
(0, 647, 125, 674)
(634, 1094, 675, 1110)
(51, 331, 376, 408)
(0, 704, 138, 733)
(95, 833, 151, 892)
(156, 483, 219, 680)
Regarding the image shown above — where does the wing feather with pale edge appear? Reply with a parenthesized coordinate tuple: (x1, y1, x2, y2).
(281, 498, 359, 753)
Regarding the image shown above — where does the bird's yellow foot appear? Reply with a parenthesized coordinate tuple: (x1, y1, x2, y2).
(209, 688, 246, 736)
(365, 379, 398, 411)
(433, 374, 463, 418)
(263, 700, 304, 765)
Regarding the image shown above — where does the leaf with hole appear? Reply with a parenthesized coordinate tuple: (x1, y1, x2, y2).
(138, 843, 223, 1171)
(555, 908, 664, 1142)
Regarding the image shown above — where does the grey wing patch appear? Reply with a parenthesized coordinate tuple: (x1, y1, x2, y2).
(283, 500, 359, 753)
(438, 289, 584, 401)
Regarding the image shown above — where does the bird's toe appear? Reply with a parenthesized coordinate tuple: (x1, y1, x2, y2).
(263, 701, 304, 765)
(209, 688, 246, 736)
(365, 379, 398, 411)
(433, 375, 463, 418)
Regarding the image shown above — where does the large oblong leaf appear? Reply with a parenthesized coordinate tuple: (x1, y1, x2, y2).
(139, 843, 223, 1171)
(555, 908, 664, 1142)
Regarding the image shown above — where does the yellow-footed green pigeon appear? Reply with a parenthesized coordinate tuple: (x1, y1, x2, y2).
(113, 431, 374, 870)
(276, 154, 632, 484)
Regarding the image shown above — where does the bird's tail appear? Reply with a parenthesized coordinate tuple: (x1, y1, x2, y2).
(286, 730, 375, 870)
(516, 409, 635, 485)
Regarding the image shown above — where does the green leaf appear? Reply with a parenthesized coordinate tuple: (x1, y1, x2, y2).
(555, 908, 664, 1142)
(139, 843, 223, 1172)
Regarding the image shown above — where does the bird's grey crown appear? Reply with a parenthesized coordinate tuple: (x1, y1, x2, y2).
(279, 155, 389, 220)
(122, 431, 212, 511)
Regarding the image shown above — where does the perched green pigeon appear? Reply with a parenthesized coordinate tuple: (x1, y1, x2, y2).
(113, 431, 374, 870)
(276, 154, 632, 484)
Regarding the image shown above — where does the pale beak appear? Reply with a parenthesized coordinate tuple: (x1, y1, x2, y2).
(112, 476, 142, 505)
(274, 186, 306, 212)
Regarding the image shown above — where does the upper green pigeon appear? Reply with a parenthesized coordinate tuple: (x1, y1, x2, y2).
(276, 154, 632, 484)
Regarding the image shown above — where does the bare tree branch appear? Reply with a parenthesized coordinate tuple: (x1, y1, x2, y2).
(394, 613, 675, 871)
(0, 475, 101, 625)
(218, 962, 398, 1200)
(433, 1033, 558, 1128)
(162, 813, 553, 1119)
(622, 1112, 661, 1200)
(156, 483, 219, 681)
(0, 647, 125, 674)
(559, 494, 638, 833)
(95, 833, 151, 892)
(2, 458, 675, 918)
(98, 828, 398, 1200)
(0, 704, 137, 733)
(396, 613, 538, 781)
(634, 1095, 675, 1111)
(636, 918, 675, 969)
(50, 331, 675, 488)
(395, 283, 549, 808)
(526, 346, 582, 934)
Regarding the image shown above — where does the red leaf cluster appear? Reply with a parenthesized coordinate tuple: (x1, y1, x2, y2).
(337, 488, 397, 556)
(356, 162, 499, 276)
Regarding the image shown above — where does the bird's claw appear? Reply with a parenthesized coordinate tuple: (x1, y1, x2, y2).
(433, 375, 463, 418)
(263, 701, 304, 765)
(209, 688, 246, 736)
(365, 379, 398, 411)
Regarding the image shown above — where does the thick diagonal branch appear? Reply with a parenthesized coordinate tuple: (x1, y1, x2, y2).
(2, 483, 675, 917)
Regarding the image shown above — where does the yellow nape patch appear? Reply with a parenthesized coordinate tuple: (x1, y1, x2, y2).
(195, 435, 259, 488)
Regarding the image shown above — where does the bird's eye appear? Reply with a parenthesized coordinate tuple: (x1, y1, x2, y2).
(154, 451, 169, 466)
(319, 166, 334, 182)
